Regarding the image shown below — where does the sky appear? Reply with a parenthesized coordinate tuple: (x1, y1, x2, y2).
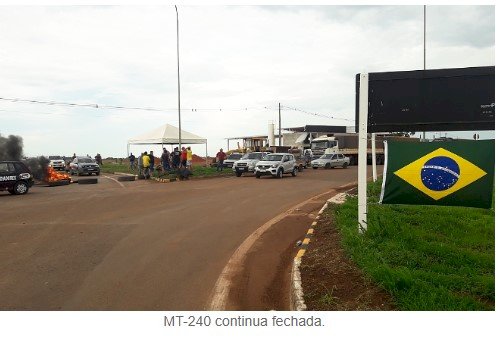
(0, 4, 495, 158)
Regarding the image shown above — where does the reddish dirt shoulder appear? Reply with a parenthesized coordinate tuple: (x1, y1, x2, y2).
(300, 207, 396, 311)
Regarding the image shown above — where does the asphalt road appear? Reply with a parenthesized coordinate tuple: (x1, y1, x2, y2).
(0, 167, 366, 310)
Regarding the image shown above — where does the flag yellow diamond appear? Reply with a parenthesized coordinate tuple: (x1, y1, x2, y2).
(394, 148, 487, 200)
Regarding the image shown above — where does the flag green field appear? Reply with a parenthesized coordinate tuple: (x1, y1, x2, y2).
(380, 139, 494, 208)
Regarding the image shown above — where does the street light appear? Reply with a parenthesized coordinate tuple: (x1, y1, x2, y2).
(175, 5, 182, 150)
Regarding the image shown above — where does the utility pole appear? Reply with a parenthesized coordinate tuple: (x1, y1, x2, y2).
(175, 5, 182, 150)
(278, 102, 282, 146)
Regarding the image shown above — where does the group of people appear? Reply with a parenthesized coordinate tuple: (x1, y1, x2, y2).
(128, 151, 155, 179)
(128, 146, 193, 179)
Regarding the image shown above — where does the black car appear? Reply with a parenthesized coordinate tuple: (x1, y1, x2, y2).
(69, 157, 100, 176)
(0, 161, 35, 195)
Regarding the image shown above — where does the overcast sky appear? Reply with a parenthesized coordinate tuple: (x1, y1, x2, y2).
(0, 5, 495, 157)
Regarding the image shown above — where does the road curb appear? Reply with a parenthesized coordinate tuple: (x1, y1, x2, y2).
(290, 191, 350, 311)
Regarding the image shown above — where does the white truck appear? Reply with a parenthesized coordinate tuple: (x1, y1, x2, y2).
(232, 152, 269, 177)
(310, 134, 385, 166)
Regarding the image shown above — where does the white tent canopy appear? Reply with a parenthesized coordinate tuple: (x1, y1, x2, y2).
(127, 124, 208, 164)
(128, 123, 207, 145)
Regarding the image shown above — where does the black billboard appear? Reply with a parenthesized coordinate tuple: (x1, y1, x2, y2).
(355, 66, 495, 133)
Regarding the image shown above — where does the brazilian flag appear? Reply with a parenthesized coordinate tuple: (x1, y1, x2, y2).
(380, 139, 494, 209)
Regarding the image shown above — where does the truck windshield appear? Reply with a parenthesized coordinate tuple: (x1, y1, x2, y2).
(311, 141, 328, 150)
(228, 154, 242, 160)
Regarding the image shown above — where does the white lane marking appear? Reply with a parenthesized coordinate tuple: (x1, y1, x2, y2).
(102, 175, 125, 188)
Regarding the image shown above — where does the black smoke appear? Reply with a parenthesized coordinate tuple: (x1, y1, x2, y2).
(24, 156, 50, 180)
(0, 134, 24, 161)
(0, 133, 49, 180)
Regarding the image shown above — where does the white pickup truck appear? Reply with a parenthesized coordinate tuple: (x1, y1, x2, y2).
(48, 156, 66, 171)
(232, 152, 269, 177)
(254, 153, 298, 179)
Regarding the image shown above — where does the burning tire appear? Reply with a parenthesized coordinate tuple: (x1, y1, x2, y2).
(117, 176, 135, 182)
(48, 180, 71, 186)
(78, 178, 98, 185)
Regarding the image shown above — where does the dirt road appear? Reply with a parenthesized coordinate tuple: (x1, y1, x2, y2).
(0, 168, 362, 310)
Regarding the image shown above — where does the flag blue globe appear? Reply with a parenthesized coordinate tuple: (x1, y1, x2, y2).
(421, 156, 460, 191)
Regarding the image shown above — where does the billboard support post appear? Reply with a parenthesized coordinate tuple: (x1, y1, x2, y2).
(358, 73, 368, 233)
(371, 133, 377, 182)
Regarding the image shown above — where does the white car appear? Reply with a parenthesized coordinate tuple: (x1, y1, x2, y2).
(233, 152, 269, 177)
(254, 153, 298, 179)
(311, 153, 350, 169)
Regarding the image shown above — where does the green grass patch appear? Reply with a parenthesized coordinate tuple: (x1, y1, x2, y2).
(100, 162, 135, 174)
(331, 181, 495, 310)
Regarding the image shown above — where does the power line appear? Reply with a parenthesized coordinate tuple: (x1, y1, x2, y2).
(266, 104, 355, 122)
(0, 96, 259, 113)
(0, 96, 355, 122)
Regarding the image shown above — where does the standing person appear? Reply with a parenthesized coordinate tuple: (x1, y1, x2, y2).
(95, 153, 102, 165)
(142, 151, 151, 179)
(186, 146, 193, 170)
(129, 153, 136, 170)
(149, 151, 155, 176)
(180, 147, 187, 168)
(72, 153, 76, 161)
(216, 148, 226, 172)
(161, 148, 171, 172)
(172, 147, 181, 169)
(138, 151, 143, 175)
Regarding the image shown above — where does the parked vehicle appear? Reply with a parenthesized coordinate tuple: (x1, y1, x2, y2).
(232, 152, 269, 177)
(311, 153, 350, 169)
(69, 157, 100, 176)
(48, 156, 66, 171)
(223, 152, 243, 168)
(254, 153, 298, 179)
(287, 148, 309, 171)
(310, 134, 384, 165)
(0, 161, 34, 195)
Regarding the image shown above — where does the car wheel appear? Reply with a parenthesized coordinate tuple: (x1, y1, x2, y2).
(291, 167, 297, 177)
(236, 171, 242, 177)
(342, 162, 348, 168)
(96, 172, 100, 176)
(325, 163, 331, 169)
(276, 168, 283, 179)
(255, 172, 261, 178)
(13, 181, 29, 195)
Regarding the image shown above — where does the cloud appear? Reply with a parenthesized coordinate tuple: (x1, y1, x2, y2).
(0, 5, 494, 157)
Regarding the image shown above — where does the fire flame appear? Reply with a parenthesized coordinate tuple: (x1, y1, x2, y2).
(46, 166, 71, 183)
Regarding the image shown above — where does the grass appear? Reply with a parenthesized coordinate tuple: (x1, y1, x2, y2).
(330, 181, 495, 310)
(100, 161, 233, 178)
